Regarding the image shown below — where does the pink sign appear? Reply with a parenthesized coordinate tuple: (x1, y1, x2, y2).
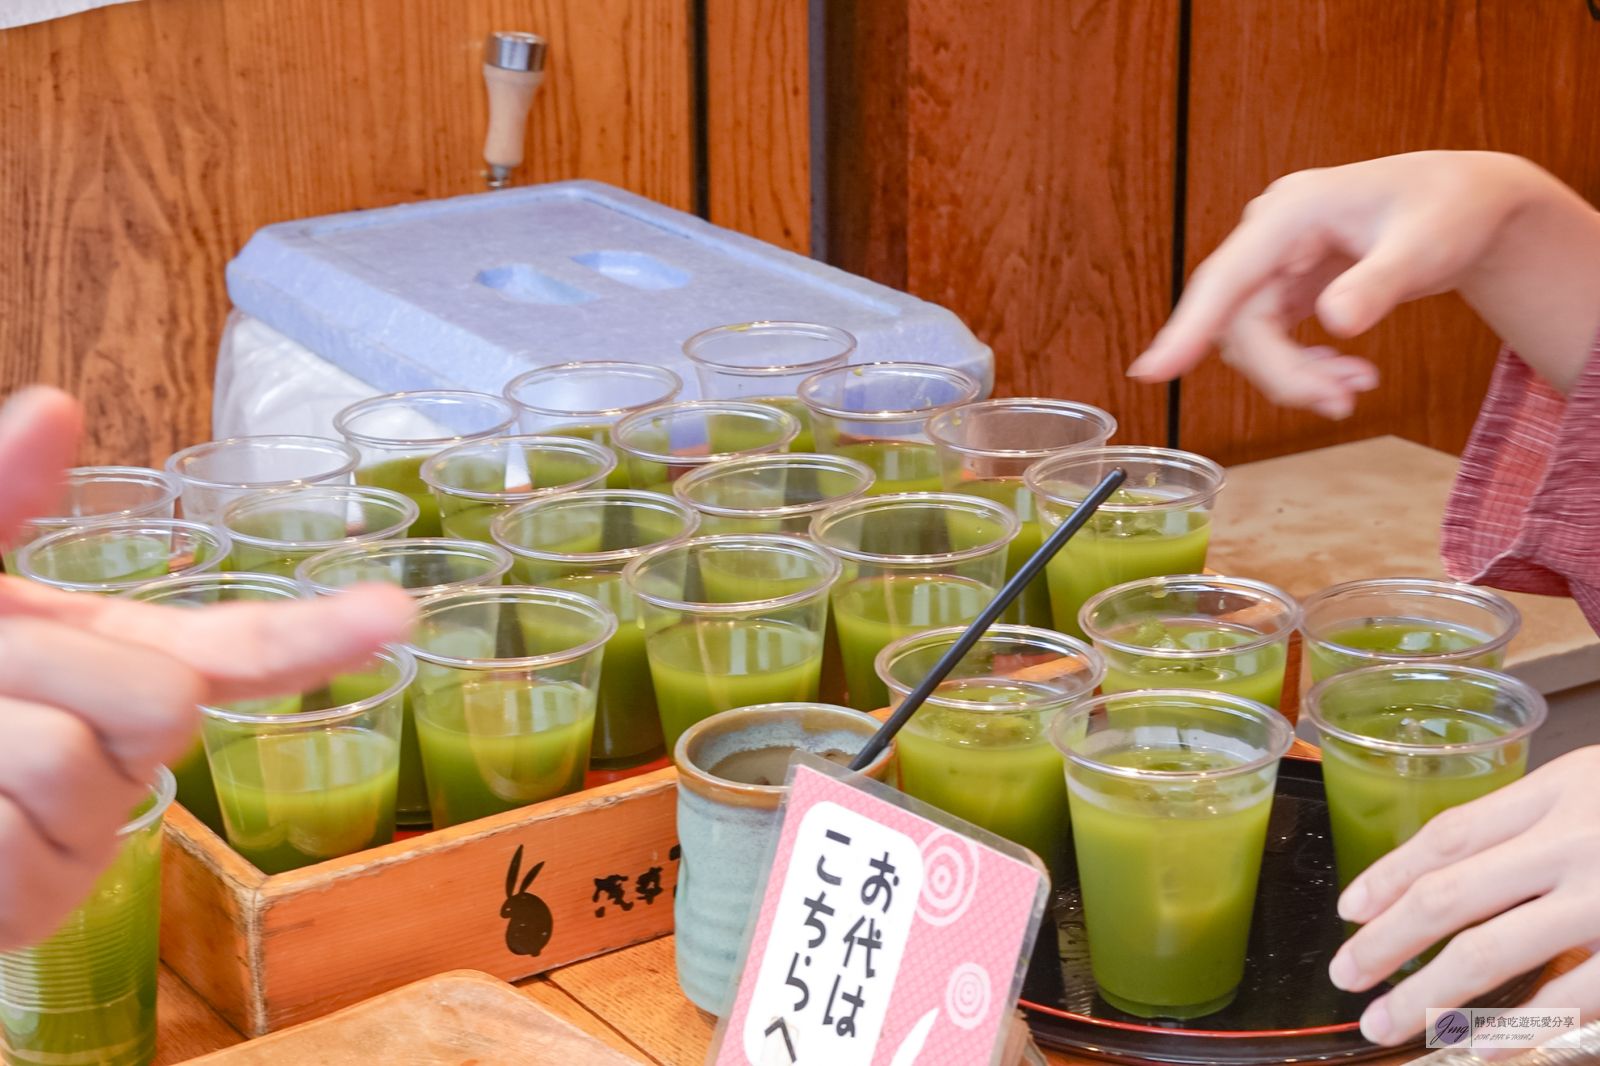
(710, 761, 1049, 1066)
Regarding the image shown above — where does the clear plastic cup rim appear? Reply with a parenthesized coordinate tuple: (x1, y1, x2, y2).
(200, 647, 418, 726)
(502, 361, 683, 419)
(122, 570, 306, 603)
(610, 400, 801, 465)
(924, 398, 1119, 459)
(1047, 688, 1294, 781)
(162, 436, 361, 491)
(220, 485, 420, 551)
(332, 390, 517, 449)
(419, 435, 617, 502)
(682, 321, 858, 377)
(26, 466, 182, 532)
(809, 491, 1021, 565)
(490, 489, 701, 564)
(16, 519, 234, 593)
(295, 538, 514, 597)
(1303, 662, 1548, 757)
(796, 361, 982, 423)
(672, 453, 877, 521)
(407, 586, 619, 669)
(622, 534, 843, 614)
(1079, 574, 1303, 659)
(1024, 445, 1227, 510)
(876, 624, 1108, 713)
(1298, 577, 1523, 662)
(124, 765, 178, 838)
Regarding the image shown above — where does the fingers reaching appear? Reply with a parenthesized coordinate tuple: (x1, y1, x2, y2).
(0, 388, 82, 548)
(0, 579, 418, 703)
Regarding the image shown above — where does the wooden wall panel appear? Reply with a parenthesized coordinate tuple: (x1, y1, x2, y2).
(1183, 0, 1600, 466)
(705, 0, 811, 254)
(828, 0, 1177, 445)
(0, 0, 692, 467)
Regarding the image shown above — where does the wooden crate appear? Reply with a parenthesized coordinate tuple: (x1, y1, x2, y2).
(160, 768, 681, 1037)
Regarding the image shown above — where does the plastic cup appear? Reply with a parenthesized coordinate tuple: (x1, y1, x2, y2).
(1083, 575, 1301, 710)
(622, 535, 840, 750)
(125, 572, 306, 839)
(491, 490, 700, 769)
(334, 391, 517, 537)
(671, 452, 876, 536)
(1, 466, 179, 574)
(16, 519, 231, 595)
(673, 703, 895, 1014)
(0, 767, 175, 1066)
(926, 399, 1117, 627)
(1025, 446, 1226, 640)
(810, 492, 1018, 712)
(1301, 578, 1522, 684)
(163, 435, 360, 524)
(200, 648, 415, 874)
(611, 400, 799, 494)
(1304, 664, 1545, 894)
(877, 625, 1104, 876)
(419, 435, 616, 544)
(295, 538, 513, 598)
(1050, 689, 1293, 1019)
(503, 361, 683, 488)
(797, 362, 981, 495)
(406, 587, 616, 828)
(682, 322, 856, 452)
(219, 485, 418, 577)
(296, 538, 513, 828)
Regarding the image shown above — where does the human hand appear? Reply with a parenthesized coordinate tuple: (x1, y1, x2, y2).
(1127, 151, 1600, 416)
(1326, 746, 1600, 1047)
(0, 387, 416, 949)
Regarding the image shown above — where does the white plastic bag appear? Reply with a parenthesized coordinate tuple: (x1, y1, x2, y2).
(212, 311, 383, 440)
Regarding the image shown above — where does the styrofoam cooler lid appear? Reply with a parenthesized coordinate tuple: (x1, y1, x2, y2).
(225, 180, 993, 399)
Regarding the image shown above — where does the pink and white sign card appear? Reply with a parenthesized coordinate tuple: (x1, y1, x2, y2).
(709, 760, 1050, 1066)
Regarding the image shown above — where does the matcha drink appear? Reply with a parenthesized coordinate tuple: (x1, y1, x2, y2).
(1027, 448, 1226, 640)
(1099, 622, 1288, 705)
(421, 436, 616, 544)
(335, 390, 517, 537)
(504, 361, 683, 488)
(683, 321, 856, 454)
(954, 479, 1050, 626)
(1068, 748, 1275, 1018)
(221, 486, 417, 577)
(832, 574, 997, 711)
(1052, 689, 1291, 1020)
(896, 682, 1076, 869)
(673, 453, 876, 537)
(832, 440, 946, 495)
(1045, 494, 1212, 639)
(356, 455, 440, 535)
(412, 677, 595, 827)
(208, 729, 400, 874)
(613, 400, 800, 496)
(17, 520, 231, 595)
(0, 771, 173, 1066)
(1308, 619, 1505, 682)
(2, 465, 179, 575)
(647, 620, 824, 749)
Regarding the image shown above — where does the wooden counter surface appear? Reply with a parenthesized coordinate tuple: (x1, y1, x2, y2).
(157, 941, 1589, 1065)
(1207, 435, 1600, 695)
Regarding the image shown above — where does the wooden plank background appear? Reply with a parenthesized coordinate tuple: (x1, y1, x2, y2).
(827, 0, 1177, 448)
(1181, 0, 1600, 465)
(0, 0, 693, 467)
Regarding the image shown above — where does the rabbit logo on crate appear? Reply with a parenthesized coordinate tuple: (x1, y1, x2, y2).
(502, 845, 554, 957)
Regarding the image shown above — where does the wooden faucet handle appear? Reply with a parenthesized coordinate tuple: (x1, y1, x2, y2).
(482, 65, 543, 173)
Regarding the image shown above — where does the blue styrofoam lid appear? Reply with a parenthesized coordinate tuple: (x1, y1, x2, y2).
(225, 180, 992, 398)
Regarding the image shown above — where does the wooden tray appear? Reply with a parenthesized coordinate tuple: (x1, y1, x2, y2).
(161, 769, 680, 1036)
(182, 969, 636, 1064)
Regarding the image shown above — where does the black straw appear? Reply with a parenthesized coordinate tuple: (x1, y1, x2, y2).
(847, 467, 1128, 771)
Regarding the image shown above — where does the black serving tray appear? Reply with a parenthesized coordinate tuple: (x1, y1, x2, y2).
(1021, 755, 1541, 1064)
